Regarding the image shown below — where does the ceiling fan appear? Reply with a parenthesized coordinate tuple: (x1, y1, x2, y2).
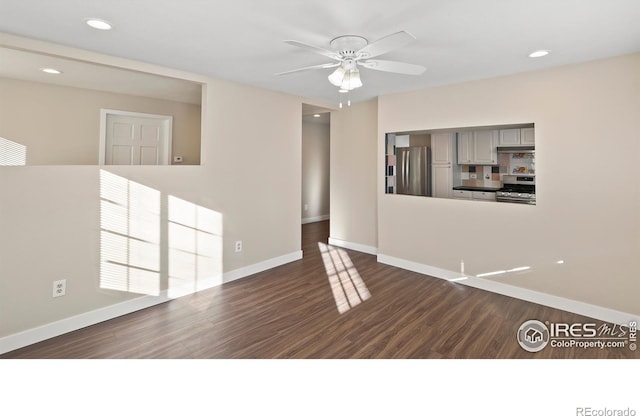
(276, 31, 426, 91)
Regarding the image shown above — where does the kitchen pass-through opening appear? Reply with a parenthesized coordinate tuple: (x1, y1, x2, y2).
(385, 123, 536, 205)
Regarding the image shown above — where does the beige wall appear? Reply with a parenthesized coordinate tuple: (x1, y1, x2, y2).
(0, 38, 302, 339)
(376, 53, 640, 315)
(302, 120, 330, 220)
(330, 99, 378, 250)
(0, 78, 201, 165)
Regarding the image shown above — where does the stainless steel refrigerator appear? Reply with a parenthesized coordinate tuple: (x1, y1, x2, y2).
(396, 146, 431, 196)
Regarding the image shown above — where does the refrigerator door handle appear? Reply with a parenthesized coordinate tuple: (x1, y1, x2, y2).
(400, 151, 404, 190)
(405, 151, 410, 188)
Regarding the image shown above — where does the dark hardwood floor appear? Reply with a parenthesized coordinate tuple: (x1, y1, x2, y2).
(2, 220, 636, 359)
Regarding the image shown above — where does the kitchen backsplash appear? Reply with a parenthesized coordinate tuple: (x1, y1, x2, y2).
(459, 165, 502, 188)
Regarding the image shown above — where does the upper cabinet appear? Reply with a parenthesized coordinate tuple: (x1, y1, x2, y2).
(499, 128, 535, 146)
(473, 130, 499, 164)
(499, 128, 520, 145)
(521, 127, 535, 145)
(457, 131, 472, 164)
(457, 130, 498, 165)
(431, 132, 453, 165)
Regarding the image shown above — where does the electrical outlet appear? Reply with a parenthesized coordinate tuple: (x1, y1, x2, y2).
(235, 240, 243, 253)
(470, 173, 477, 179)
(53, 279, 66, 298)
(304, 204, 308, 211)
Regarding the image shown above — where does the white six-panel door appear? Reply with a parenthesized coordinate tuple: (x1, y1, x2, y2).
(100, 110, 172, 165)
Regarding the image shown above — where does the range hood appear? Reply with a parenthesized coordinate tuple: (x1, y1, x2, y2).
(497, 146, 535, 153)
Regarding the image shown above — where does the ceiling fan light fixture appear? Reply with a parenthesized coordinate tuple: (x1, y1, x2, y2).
(340, 71, 351, 90)
(328, 66, 346, 86)
(349, 69, 362, 89)
(340, 68, 362, 91)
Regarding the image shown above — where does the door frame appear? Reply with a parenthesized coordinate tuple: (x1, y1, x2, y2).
(99, 109, 173, 165)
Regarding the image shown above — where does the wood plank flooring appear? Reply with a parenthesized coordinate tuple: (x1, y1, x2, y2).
(2, 221, 637, 359)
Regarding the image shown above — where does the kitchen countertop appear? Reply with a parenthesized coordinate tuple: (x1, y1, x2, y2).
(452, 186, 500, 192)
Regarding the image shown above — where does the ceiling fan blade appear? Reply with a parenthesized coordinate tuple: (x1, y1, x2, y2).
(359, 59, 426, 75)
(357, 31, 416, 59)
(283, 40, 341, 60)
(275, 62, 340, 76)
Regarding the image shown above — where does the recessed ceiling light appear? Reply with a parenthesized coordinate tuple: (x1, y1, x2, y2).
(313, 114, 321, 118)
(529, 50, 550, 58)
(85, 18, 113, 30)
(41, 68, 62, 74)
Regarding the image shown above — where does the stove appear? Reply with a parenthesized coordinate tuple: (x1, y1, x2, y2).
(496, 175, 536, 205)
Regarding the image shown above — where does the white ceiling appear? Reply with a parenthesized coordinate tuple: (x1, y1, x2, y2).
(0, 47, 202, 104)
(1, 0, 640, 105)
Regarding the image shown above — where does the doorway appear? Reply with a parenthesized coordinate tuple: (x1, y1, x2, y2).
(301, 103, 331, 251)
(99, 109, 173, 165)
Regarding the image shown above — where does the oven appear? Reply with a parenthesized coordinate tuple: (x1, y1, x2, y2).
(496, 175, 536, 205)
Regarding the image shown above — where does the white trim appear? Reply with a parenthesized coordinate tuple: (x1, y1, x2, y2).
(377, 254, 461, 280)
(99, 109, 173, 165)
(99, 109, 107, 164)
(0, 292, 170, 355)
(377, 254, 640, 327)
(0, 250, 303, 355)
(301, 215, 330, 224)
(223, 250, 303, 283)
(328, 237, 378, 255)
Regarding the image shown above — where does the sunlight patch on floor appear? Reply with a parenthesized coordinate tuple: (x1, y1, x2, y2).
(318, 242, 370, 314)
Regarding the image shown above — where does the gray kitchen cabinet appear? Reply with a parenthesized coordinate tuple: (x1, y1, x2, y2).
(499, 128, 535, 146)
(472, 130, 499, 165)
(432, 164, 452, 198)
(472, 191, 496, 201)
(431, 132, 453, 164)
(457, 131, 473, 164)
(452, 189, 496, 201)
(457, 130, 498, 165)
(499, 129, 521, 145)
(431, 132, 454, 198)
(452, 189, 472, 199)
(521, 127, 535, 145)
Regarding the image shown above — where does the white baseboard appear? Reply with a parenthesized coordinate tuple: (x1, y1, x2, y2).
(377, 254, 640, 327)
(223, 250, 303, 283)
(328, 237, 378, 255)
(0, 292, 170, 356)
(301, 215, 329, 224)
(0, 250, 303, 355)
